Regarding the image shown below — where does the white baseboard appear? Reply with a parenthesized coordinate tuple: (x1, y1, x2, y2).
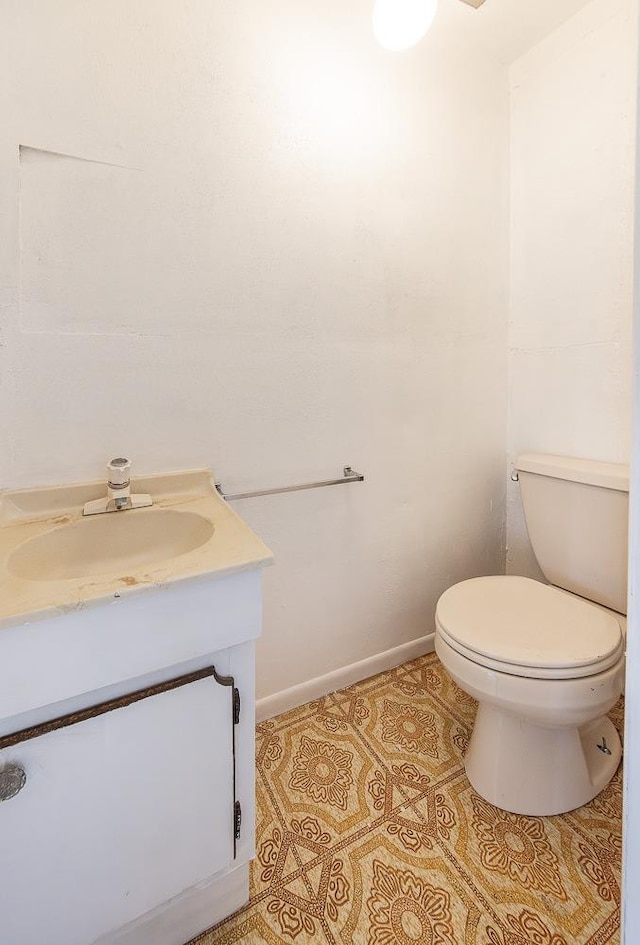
(256, 632, 435, 723)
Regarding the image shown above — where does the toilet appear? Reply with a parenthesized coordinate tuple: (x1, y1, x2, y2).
(435, 453, 629, 816)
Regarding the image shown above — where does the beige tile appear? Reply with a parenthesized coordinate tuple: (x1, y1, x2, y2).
(191, 653, 621, 945)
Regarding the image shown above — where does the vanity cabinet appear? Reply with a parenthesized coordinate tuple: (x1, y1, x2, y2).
(0, 572, 263, 945)
(0, 470, 272, 945)
(1, 661, 241, 945)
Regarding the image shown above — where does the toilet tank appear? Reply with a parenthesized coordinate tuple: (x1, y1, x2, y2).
(515, 453, 629, 614)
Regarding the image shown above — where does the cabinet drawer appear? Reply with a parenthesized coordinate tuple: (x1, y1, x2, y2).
(0, 667, 237, 945)
(0, 569, 262, 725)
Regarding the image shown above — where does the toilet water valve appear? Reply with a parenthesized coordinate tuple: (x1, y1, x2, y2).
(597, 737, 612, 756)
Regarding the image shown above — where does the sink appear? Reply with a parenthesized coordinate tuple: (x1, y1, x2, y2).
(9, 508, 215, 582)
(0, 469, 273, 627)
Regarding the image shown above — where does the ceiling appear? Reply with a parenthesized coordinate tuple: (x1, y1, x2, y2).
(437, 0, 594, 63)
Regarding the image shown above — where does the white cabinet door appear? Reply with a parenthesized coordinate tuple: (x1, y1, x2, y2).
(0, 666, 237, 945)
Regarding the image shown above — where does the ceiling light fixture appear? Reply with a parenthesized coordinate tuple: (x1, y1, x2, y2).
(373, 0, 439, 52)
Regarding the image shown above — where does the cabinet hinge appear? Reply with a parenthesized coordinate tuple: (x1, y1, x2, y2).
(233, 687, 240, 725)
(234, 801, 242, 841)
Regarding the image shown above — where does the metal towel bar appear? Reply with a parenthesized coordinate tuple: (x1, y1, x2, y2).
(216, 466, 364, 501)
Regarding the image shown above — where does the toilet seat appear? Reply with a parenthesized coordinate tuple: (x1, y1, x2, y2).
(436, 575, 624, 680)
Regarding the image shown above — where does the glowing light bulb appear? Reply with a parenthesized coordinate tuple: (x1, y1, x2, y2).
(373, 0, 438, 51)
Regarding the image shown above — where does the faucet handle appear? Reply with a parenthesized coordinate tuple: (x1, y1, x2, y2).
(108, 457, 131, 486)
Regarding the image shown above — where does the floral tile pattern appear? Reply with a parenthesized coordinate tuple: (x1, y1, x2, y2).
(188, 653, 622, 945)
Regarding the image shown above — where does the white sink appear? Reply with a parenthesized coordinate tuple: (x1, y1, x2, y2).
(0, 469, 273, 628)
(8, 508, 215, 582)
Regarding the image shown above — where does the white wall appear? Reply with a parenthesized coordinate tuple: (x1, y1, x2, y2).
(624, 263, 640, 941)
(506, 0, 637, 577)
(0, 0, 509, 701)
(623, 53, 640, 930)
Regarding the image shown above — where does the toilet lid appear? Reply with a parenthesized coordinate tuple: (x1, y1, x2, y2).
(436, 576, 624, 680)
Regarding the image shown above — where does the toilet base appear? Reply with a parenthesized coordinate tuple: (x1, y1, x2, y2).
(465, 703, 621, 816)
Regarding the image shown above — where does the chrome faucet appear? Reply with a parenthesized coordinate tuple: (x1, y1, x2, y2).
(83, 458, 153, 516)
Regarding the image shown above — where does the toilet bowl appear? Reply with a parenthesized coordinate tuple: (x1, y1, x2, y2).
(434, 453, 629, 817)
(435, 575, 625, 815)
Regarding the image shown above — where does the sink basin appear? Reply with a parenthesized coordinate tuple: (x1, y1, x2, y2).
(9, 508, 215, 582)
(0, 469, 273, 627)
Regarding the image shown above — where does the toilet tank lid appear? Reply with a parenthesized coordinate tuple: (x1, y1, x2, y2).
(515, 453, 629, 493)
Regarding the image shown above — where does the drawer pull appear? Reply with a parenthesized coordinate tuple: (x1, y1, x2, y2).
(0, 764, 26, 801)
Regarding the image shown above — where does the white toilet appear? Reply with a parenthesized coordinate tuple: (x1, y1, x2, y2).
(435, 453, 629, 816)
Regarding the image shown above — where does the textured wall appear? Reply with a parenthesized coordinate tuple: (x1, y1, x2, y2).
(0, 1, 509, 700)
(506, 0, 637, 579)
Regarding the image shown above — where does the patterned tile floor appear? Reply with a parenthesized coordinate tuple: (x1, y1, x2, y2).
(190, 652, 623, 945)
